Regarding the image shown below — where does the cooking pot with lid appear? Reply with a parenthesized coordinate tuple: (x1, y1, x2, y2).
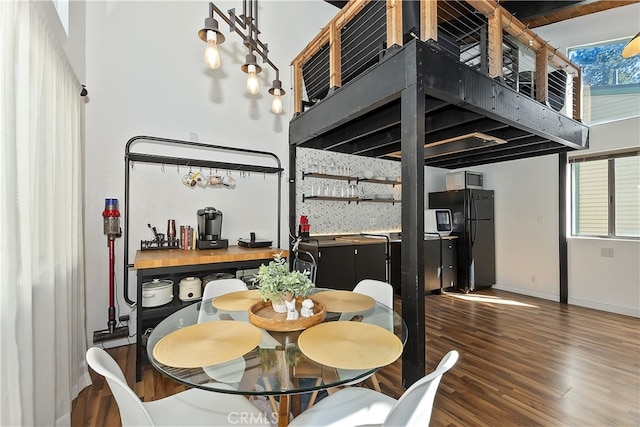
(179, 276, 202, 301)
(142, 278, 174, 307)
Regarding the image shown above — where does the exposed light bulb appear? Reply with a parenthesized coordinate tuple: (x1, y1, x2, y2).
(271, 88, 283, 114)
(205, 30, 221, 69)
(246, 64, 260, 95)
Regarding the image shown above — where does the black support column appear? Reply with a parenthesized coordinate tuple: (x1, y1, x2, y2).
(559, 152, 568, 303)
(289, 143, 298, 251)
(400, 42, 426, 387)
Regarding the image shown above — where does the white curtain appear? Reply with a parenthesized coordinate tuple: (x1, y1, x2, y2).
(0, 2, 90, 426)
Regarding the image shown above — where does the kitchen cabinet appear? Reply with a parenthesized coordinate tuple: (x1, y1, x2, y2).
(299, 238, 386, 290)
(133, 247, 287, 381)
(389, 236, 457, 295)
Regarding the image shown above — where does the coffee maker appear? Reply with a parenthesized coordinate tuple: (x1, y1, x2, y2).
(196, 207, 229, 249)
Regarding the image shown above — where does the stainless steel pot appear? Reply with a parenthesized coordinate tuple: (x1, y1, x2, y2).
(142, 278, 173, 307)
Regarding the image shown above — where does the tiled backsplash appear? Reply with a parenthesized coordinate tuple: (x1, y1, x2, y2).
(295, 148, 402, 235)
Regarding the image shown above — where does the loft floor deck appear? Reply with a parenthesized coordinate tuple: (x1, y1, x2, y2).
(289, 39, 589, 169)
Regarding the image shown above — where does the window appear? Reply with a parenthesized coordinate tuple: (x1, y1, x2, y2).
(570, 150, 640, 238)
(568, 38, 640, 125)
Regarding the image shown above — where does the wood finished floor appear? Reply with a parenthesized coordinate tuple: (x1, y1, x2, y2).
(72, 289, 640, 426)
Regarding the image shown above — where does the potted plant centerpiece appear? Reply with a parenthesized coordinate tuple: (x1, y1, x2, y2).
(252, 253, 314, 313)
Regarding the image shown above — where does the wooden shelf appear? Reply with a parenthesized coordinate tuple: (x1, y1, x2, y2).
(302, 172, 400, 186)
(362, 198, 401, 204)
(303, 195, 359, 203)
(302, 172, 357, 181)
(302, 195, 400, 204)
(357, 178, 401, 185)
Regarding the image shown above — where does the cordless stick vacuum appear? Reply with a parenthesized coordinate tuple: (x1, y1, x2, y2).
(93, 198, 129, 343)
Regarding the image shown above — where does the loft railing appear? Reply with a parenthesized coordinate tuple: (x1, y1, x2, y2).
(291, 0, 582, 121)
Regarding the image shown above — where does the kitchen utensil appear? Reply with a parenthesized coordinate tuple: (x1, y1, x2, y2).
(208, 175, 223, 186)
(178, 276, 202, 301)
(222, 174, 236, 188)
(142, 278, 174, 307)
(194, 172, 207, 187)
(167, 219, 176, 241)
(148, 223, 158, 239)
(147, 223, 164, 241)
(182, 172, 198, 187)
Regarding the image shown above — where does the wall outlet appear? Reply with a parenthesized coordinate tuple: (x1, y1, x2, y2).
(189, 131, 198, 142)
(370, 218, 375, 226)
(530, 275, 537, 283)
(600, 247, 614, 258)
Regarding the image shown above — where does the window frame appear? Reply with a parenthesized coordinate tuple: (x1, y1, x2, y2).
(567, 37, 640, 126)
(569, 148, 640, 239)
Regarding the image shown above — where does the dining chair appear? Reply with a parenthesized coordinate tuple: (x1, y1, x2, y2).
(86, 347, 271, 427)
(338, 279, 394, 392)
(198, 278, 249, 324)
(197, 278, 251, 385)
(288, 350, 459, 427)
(197, 276, 280, 404)
(202, 277, 249, 300)
(292, 249, 318, 284)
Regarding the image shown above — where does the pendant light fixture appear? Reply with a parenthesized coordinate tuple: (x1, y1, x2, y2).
(198, 1, 285, 114)
(622, 32, 640, 58)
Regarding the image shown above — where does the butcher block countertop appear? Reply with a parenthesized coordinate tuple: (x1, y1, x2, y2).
(308, 235, 389, 248)
(134, 246, 288, 269)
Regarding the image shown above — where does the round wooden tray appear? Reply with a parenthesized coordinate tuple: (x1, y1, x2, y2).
(248, 298, 326, 332)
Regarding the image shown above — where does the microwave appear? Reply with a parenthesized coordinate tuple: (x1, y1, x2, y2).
(446, 171, 483, 190)
(425, 209, 452, 236)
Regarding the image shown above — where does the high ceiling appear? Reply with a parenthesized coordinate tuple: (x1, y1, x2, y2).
(325, 0, 638, 28)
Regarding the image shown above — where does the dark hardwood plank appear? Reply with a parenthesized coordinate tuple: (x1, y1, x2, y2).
(72, 289, 640, 427)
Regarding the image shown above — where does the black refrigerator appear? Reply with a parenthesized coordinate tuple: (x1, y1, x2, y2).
(428, 189, 495, 292)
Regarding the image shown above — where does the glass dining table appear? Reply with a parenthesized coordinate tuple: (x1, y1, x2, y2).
(146, 288, 407, 427)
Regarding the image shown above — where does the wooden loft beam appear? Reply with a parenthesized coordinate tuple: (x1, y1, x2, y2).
(466, 0, 579, 75)
(536, 49, 549, 104)
(329, 21, 342, 88)
(420, 0, 437, 42)
(386, 0, 403, 47)
(487, 6, 503, 78)
(293, 60, 303, 114)
(291, 0, 371, 114)
(573, 70, 582, 121)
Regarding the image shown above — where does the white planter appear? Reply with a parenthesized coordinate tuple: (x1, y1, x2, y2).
(271, 300, 287, 313)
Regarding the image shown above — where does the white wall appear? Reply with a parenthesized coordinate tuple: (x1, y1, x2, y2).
(83, 1, 336, 347)
(80, 1, 640, 351)
(485, 4, 640, 316)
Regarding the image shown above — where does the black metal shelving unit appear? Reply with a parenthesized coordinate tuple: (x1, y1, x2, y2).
(122, 136, 284, 381)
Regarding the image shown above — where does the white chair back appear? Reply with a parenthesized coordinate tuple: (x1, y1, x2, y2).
(201, 278, 248, 300)
(198, 278, 250, 385)
(353, 279, 393, 308)
(86, 347, 154, 426)
(383, 350, 459, 426)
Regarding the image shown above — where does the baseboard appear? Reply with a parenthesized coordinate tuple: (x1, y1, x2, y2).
(567, 297, 640, 318)
(494, 284, 640, 318)
(493, 284, 559, 302)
